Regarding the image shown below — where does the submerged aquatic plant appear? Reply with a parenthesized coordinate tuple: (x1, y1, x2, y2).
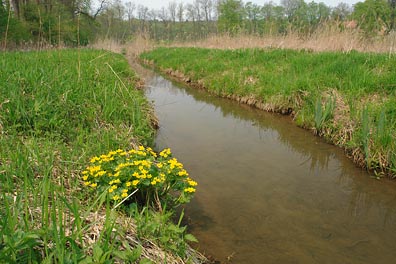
(82, 146, 197, 208)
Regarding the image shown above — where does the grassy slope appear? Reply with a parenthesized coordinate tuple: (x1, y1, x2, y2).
(0, 49, 187, 262)
(140, 47, 396, 177)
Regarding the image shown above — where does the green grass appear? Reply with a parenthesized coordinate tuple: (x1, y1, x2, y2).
(140, 47, 396, 178)
(0, 49, 201, 263)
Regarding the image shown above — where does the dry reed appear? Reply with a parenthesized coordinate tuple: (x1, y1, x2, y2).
(171, 27, 396, 54)
(93, 22, 396, 55)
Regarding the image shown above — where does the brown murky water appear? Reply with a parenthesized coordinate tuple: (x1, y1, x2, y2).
(143, 73, 396, 264)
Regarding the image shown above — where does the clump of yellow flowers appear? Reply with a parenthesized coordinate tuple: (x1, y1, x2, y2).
(82, 146, 197, 206)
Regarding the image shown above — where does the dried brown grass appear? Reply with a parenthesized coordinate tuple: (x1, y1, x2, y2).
(25, 205, 207, 264)
(171, 28, 396, 54)
(93, 25, 396, 56)
(91, 33, 155, 57)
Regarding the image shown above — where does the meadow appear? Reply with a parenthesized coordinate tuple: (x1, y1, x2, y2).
(0, 49, 203, 263)
(140, 47, 396, 178)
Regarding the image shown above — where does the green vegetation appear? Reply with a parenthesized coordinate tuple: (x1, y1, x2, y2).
(140, 47, 396, 178)
(0, 49, 202, 263)
(82, 146, 197, 207)
(1, 0, 97, 47)
(2, 0, 395, 47)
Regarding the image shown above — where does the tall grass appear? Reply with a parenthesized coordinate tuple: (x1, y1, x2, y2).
(140, 47, 396, 178)
(0, 49, 201, 262)
(169, 25, 396, 54)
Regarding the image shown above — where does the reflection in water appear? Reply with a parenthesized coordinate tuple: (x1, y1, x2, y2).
(143, 74, 396, 264)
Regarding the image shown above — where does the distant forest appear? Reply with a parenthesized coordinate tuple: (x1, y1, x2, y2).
(1, 0, 395, 47)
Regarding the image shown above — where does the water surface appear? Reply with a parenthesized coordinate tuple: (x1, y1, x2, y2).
(143, 73, 396, 264)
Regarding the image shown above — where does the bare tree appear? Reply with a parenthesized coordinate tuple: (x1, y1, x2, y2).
(148, 9, 158, 39)
(113, 0, 124, 20)
(177, 1, 184, 22)
(193, 0, 202, 21)
(137, 4, 149, 32)
(186, 3, 197, 23)
(158, 6, 169, 22)
(92, 0, 109, 19)
(125, 1, 135, 22)
(168, 1, 177, 24)
(199, 0, 213, 22)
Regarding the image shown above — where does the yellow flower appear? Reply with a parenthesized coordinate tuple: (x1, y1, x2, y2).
(82, 175, 89, 181)
(137, 151, 147, 156)
(178, 170, 188, 177)
(147, 147, 157, 157)
(113, 195, 120, 201)
(88, 165, 101, 175)
(159, 148, 171, 158)
(121, 192, 128, 198)
(90, 183, 97, 188)
(108, 185, 117, 193)
(126, 181, 132, 187)
(139, 146, 145, 151)
(128, 149, 137, 154)
(84, 181, 91, 186)
(157, 163, 163, 168)
(184, 187, 196, 193)
(90, 156, 100, 163)
(109, 179, 121, 185)
(95, 170, 106, 177)
(132, 180, 139, 186)
(188, 180, 198, 186)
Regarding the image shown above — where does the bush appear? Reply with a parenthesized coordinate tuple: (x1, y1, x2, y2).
(82, 146, 197, 209)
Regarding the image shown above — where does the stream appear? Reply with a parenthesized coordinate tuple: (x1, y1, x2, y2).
(140, 69, 396, 264)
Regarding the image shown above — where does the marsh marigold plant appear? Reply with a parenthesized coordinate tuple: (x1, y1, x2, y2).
(82, 146, 197, 207)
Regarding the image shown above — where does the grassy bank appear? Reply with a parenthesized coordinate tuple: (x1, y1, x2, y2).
(140, 47, 396, 178)
(0, 49, 204, 263)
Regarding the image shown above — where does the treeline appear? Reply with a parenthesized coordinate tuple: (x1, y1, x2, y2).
(1, 0, 396, 47)
(0, 0, 104, 47)
(99, 0, 396, 41)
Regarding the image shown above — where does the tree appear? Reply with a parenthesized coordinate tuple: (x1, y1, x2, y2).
(137, 4, 148, 32)
(177, 1, 184, 22)
(125, 1, 135, 23)
(244, 1, 261, 34)
(199, 0, 213, 22)
(168, 1, 177, 23)
(331, 2, 352, 21)
(353, 0, 391, 36)
(390, 0, 396, 30)
(281, 0, 304, 21)
(217, 0, 244, 34)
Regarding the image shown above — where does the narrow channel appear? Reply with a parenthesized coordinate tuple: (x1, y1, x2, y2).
(143, 71, 396, 264)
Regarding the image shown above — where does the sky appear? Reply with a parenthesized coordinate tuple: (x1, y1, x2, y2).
(134, 0, 362, 10)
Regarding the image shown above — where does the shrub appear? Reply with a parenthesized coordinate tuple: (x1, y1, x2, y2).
(82, 146, 197, 209)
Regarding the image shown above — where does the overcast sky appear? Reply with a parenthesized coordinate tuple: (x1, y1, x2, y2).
(134, 0, 361, 10)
